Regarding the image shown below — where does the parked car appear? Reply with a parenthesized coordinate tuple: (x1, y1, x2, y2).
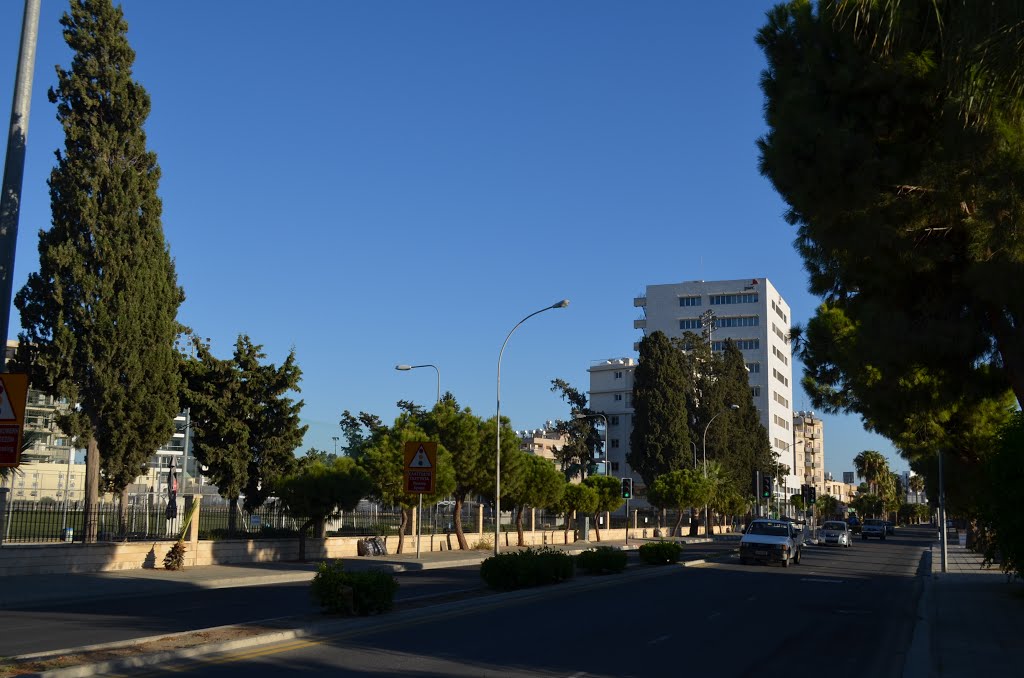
(739, 519, 803, 567)
(820, 520, 853, 547)
(862, 518, 887, 540)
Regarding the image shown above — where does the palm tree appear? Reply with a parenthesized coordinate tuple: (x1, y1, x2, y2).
(853, 450, 889, 496)
(909, 474, 925, 498)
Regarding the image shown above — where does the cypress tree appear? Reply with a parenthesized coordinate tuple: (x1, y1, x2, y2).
(15, 0, 183, 539)
(628, 331, 692, 490)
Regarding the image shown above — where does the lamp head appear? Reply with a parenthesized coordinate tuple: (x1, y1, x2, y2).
(551, 299, 570, 309)
(729, 404, 740, 410)
(395, 364, 412, 371)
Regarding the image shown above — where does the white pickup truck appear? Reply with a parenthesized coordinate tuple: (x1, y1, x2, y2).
(739, 519, 803, 567)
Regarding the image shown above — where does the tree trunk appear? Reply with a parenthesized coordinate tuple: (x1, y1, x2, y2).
(674, 510, 686, 537)
(688, 507, 699, 536)
(564, 513, 571, 544)
(298, 518, 314, 561)
(593, 512, 602, 542)
(516, 506, 525, 547)
(118, 486, 129, 538)
(227, 496, 239, 536)
(84, 437, 100, 543)
(453, 495, 469, 550)
(397, 507, 408, 554)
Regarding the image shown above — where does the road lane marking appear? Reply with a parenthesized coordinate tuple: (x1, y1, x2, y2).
(708, 611, 722, 620)
(647, 634, 671, 646)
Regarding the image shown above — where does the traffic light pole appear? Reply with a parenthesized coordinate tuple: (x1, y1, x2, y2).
(624, 497, 629, 546)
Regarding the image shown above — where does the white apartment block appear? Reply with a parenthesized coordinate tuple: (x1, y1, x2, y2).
(586, 358, 637, 487)
(793, 411, 825, 495)
(599, 278, 800, 503)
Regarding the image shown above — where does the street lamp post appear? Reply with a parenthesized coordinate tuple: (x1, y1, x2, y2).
(495, 299, 569, 556)
(395, 363, 442, 560)
(394, 364, 441, 404)
(573, 413, 609, 477)
(331, 436, 339, 456)
(702, 404, 739, 537)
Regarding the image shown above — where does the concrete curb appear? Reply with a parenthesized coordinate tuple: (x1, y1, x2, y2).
(902, 548, 934, 678)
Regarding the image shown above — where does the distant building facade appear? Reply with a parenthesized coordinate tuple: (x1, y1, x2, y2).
(793, 411, 824, 495)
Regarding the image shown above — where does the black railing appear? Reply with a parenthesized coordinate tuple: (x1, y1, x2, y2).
(2, 500, 183, 544)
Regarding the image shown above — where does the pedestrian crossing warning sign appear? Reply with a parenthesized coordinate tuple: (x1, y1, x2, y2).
(0, 373, 28, 468)
(403, 441, 437, 494)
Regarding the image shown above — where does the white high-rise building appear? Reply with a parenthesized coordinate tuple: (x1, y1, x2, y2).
(613, 277, 799, 502)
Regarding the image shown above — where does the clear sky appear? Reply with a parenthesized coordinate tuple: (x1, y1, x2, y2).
(0, 1, 905, 479)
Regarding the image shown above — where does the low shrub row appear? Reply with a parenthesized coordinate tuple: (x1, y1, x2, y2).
(575, 546, 628, 574)
(638, 540, 683, 565)
(480, 547, 575, 591)
(311, 560, 399, 615)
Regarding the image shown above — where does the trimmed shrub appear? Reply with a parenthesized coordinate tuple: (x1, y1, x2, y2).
(311, 561, 399, 615)
(480, 547, 575, 591)
(638, 540, 683, 565)
(575, 546, 628, 575)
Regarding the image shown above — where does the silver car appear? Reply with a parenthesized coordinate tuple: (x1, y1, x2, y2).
(819, 520, 853, 547)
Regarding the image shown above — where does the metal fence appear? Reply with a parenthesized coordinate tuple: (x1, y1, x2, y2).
(2, 500, 183, 544)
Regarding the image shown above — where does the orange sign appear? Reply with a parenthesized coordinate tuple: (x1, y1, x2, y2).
(0, 373, 28, 468)
(403, 441, 437, 494)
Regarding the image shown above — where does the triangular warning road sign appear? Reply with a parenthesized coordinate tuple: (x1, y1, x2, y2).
(409, 445, 433, 468)
(0, 382, 16, 421)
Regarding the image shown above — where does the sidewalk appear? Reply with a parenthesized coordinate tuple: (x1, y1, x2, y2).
(0, 536, 728, 609)
(906, 543, 1023, 678)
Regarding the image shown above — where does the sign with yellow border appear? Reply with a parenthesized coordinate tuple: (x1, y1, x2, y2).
(403, 441, 437, 494)
(0, 373, 28, 468)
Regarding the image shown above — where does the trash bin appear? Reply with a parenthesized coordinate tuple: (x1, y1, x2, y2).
(62, 527, 73, 542)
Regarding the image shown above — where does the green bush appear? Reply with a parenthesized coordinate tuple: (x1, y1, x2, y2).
(638, 540, 683, 565)
(575, 546, 627, 575)
(480, 547, 575, 591)
(310, 561, 399, 615)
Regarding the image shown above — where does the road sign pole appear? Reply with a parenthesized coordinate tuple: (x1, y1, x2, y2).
(417, 493, 422, 559)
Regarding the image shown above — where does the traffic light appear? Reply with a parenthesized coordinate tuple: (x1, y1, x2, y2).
(809, 487, 817, 506)
(760, 474, 772, 499)
(621, 477, 633, 499)
(800, 484, 809, 504)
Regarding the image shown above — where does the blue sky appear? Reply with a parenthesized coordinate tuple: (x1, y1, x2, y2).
(0, 1, 904, 478)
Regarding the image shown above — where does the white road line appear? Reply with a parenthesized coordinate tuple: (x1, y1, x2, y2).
(647, 634, 671, 646)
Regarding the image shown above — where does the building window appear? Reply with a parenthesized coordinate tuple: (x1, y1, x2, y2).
(614, 371, 623, 379)
(609, 415, 620, 426)
(774, 438, 791, 452)
(773, 323, 787, 342)
(679, 296, 702, 307)
(773, 368, 789, 387)
(709, 293, 758, 305)
(717, 315, 759, 328)
(773, 391, 789, 408)
(772, 345, 789, 365)
(771, 300, 788, 323)
(614, 393, 623, 401)
(610, 439, 620, 448)
(679, 319, 702, 330)
(773, 414, 791, 430)
(746, 362, 760, 373)
(751, 385, 761, 397)
(716, 338, 760, 351)
(611, 462, 620, 472)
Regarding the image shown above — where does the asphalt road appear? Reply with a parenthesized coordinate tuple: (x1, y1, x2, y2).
(0, 566, 485, 657)
(0, 542, 738, 659)
(124, 528, 932, 678)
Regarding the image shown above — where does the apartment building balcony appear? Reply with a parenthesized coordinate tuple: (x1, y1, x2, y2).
(633, 296, 646, 307)
(633, 318, 647, 329)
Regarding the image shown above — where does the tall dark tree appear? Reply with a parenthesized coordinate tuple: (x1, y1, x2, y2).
(15, 0, 182, 539)
(549, 378, 603, 480)
(181, 335, 306, 532)
(236, 337, 307, 512)
(628, 331, 692, 490)
(756, 1, 1023, 451)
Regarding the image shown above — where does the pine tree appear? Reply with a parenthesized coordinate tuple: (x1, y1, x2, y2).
(16, 0, 182, 539)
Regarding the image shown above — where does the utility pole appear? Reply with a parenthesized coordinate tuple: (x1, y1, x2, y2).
(0, 0, 41, 356)
(938, 449, 948, 573)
